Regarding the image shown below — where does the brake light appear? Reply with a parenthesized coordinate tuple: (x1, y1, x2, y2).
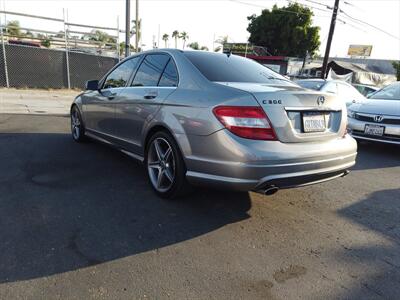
(213, 106, 277, 140)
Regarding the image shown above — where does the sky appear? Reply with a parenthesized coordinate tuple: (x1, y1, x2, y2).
(1, 0, 400, 60)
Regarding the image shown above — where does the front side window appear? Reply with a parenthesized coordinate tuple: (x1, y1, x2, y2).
(159, 59, 178, 87)
(103, 57, 140, 89)
(369, 83, 400, 100)
(132, 54, 170, 87)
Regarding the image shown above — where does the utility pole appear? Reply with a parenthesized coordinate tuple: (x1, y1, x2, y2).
(125, 0, 130, 57)
(321, 0, 340, 79)
(135, 0, 139, 52)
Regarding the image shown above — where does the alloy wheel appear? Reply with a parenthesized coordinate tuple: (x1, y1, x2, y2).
(71, 109, 81, 140)
(147, 137, 176, 193)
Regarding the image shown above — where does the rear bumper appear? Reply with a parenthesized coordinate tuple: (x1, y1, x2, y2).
(184, 130, 357, 191)
(348, 117, 400, 145)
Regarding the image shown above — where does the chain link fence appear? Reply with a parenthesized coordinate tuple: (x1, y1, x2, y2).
(0, 9, 124, 89)
(0, 44, 117, 89)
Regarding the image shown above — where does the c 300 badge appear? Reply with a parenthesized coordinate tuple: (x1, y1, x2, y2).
(262, 99, 282, 104)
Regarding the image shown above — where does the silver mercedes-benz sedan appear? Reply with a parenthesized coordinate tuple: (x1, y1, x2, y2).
(70, 49, 357, 199)
(348, 82, 400, 144)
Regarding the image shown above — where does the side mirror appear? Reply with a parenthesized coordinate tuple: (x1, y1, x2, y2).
(85, 80, 99, 90)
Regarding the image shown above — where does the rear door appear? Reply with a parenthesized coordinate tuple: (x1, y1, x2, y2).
(113, 53, 178, 153)
(82, 57, 140, 136)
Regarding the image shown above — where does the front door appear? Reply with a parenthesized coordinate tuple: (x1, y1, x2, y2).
(82, 57, 141, 137)
(113, 54, 179, 154)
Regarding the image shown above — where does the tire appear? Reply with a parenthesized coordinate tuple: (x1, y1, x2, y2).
(70, 106, 87, 143)
(145, 131, 190, 199)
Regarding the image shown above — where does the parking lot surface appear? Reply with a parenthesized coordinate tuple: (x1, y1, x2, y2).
(0, 113, 399, 299)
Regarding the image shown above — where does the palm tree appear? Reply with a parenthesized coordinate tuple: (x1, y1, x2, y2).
(179, 31, 189, 49)
(214, 35, 228, 52)
(172, 30, 179, 48)
(162, 34, 169, 48)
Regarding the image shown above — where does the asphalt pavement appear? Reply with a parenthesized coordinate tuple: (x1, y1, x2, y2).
(0, 113, 399, 300)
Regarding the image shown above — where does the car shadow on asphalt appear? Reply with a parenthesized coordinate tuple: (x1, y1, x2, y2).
(336, 188, 400, 299)
(351, 141, 399, 171)
(0, 133, 251, 283)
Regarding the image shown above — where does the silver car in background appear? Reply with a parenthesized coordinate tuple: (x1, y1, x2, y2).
(71, 49, 357, 199)
(348, 82, 400, 144)
(296, 79, 366, 107)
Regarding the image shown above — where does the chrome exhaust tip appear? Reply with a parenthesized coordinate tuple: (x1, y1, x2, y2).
(263, 186, 279, 196)
(341, 170, 350, 177)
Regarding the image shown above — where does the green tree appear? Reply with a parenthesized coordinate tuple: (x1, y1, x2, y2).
(392, 61, 400, 81)
(41, 39, 51, 48)
(172, 30, 179, 48)
(200, 46, 209, 51)
(247, 3, 320, 57)
(84, 29, 116, 46)
(179, 31, 189, 49)
(6, 20, 21, 37)
(119, 42, 136, 56)
(162, 33, 169, 48)
(188, 42, 199, 50)
(214, 46, 222, 52)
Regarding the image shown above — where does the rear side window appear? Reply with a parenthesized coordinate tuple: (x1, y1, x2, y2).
(159, 59, 178, 87)
(103, 57, 140, 89)
(184, 51, 294, 85)
(132, 54, 170, 87)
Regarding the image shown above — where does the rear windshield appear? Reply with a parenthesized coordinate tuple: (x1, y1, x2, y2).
(296, 80, 325, 91)
(184, 51, 294, 85)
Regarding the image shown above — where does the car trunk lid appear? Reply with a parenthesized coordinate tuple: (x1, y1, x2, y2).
(216, 82, 346, 143)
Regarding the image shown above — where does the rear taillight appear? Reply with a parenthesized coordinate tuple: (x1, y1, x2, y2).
(213, 106, 277, 140)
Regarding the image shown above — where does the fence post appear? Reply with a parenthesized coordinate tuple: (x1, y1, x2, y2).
(117, 16, 120, 61)
(0, 17, 10, 88)
(63, 8, 71, 89)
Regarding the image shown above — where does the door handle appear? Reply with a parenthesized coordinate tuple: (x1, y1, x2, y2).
(144, 92, 158, 100)
(107, 93, 117, 100)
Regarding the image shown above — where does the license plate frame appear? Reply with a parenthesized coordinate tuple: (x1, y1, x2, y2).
(364, 124, 385, 136)
(302, 112, 326, 133)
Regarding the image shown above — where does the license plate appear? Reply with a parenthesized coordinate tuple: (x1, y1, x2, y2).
(364, 124, 384, 136)
(302, 113, 326, 132)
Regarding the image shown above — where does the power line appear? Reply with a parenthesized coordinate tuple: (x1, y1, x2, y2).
(304, 0, 332, 9)
(288, 0, 332, 14)
(339, 8, 400, 40)
(336, 17, 367, 33)
(229, 0, 329, 17)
